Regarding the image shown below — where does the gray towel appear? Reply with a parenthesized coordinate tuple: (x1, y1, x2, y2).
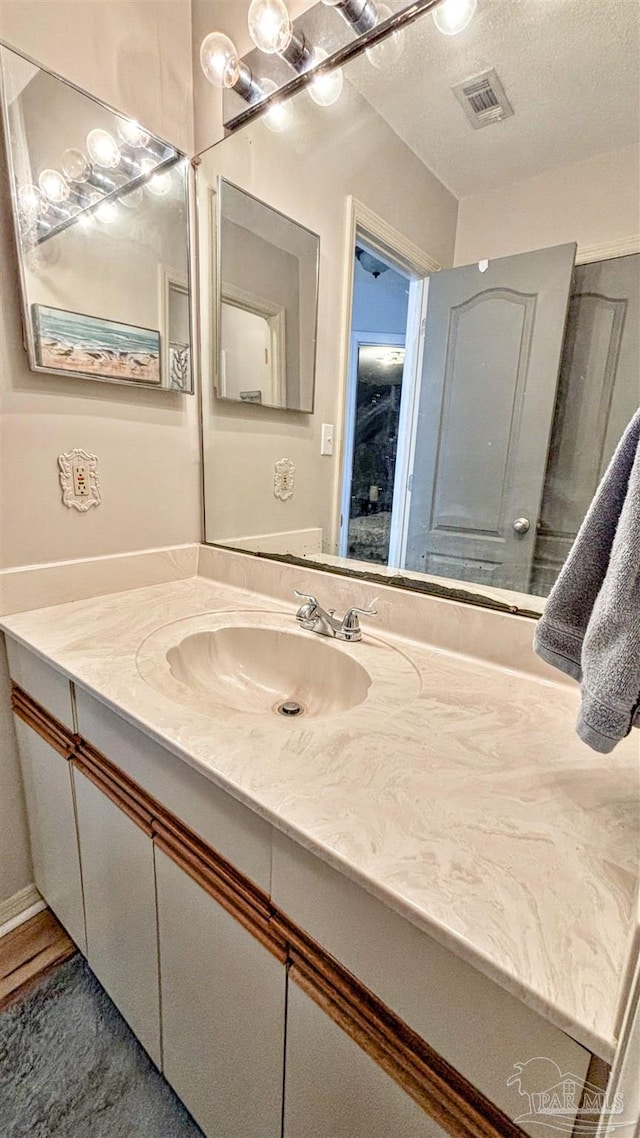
(534, 407, 640, 753)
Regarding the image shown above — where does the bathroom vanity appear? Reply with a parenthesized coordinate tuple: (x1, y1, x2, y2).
(2, 559, 636, 1138)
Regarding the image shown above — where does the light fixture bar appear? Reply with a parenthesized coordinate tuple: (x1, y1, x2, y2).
(234, 60, 268, 101)
(280, 29, 314, 73)
(328, 0, 378, 35)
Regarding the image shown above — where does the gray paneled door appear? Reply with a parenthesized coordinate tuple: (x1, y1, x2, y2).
(532, 252, 640, 594)
(404, 243, 576, 592)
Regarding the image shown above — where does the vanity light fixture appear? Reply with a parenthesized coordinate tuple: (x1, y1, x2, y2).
(322, 0, 378, 36)
(432, 0, 477, 36)
(308, 48, 344, 106)
(200, 30, 265, 103)
(86, 128, 121, 169)
(38, 168, 70, 204)
(247, 0, 314, 73)
(60, 148, 91, 183)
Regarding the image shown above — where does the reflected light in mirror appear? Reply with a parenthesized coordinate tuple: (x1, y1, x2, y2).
(146, 170, 172, 197)
(259, 77, 292, 131)
(38, 168, 70, 203)
(432, 0, 477, 36)
(309, 48, 344, 106)
(117, 118, 150, 148)
(86, 128, 121, 169)
(17, 184, 45, 223)
(94, 199, 118, 223)
(366, 4, 405, 68)
(248, 0, 293, 54)
(60, 148, 91, 183)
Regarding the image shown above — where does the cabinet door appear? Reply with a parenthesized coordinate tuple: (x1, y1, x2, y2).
(73, 768, 160, 1066)
(284, 982, 445, 1138)
(155, 847, 285, 1138)
(14, 720, 86, 953)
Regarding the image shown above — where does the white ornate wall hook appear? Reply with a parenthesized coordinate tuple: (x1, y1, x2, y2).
(58, 448, 101, 511)
(274, 457, 295, 500)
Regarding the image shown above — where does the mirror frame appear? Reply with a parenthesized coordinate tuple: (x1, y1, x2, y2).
(0, 39, 196, 393)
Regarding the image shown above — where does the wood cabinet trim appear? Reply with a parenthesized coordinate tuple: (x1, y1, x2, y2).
(11, 683, 539, 1138)
(11, 684, 74, 759)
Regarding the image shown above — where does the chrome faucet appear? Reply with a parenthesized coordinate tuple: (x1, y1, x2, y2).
(293, 590, 377, 642)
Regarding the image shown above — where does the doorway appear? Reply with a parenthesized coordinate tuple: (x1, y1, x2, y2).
(340, 240, 425, 561)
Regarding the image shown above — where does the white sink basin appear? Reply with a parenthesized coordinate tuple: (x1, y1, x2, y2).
(136, 610, 420, 722)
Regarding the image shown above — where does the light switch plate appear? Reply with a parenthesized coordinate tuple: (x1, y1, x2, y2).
(58, 448, 101, 511)
(321, 423, 334, 456)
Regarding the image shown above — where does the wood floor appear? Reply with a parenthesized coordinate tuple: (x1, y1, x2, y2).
(0, 909, 76, 1011)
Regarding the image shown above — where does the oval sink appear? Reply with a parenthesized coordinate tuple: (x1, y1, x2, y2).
(136, 610, 420, 723)
(167, 625, 371, 717)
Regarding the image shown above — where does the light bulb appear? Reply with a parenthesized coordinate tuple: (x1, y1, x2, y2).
(86, 128, 121, 169)
(38, 168, 70, 203)
(17, 184, 45, 223)
(308, 48, 343, 107)
(61, 148, 91, 183)
(117, 118, 150, 148)
(95, 199, 118, 223)
(248, 0, 292, 54)
(259, 77, 291, 132)
(120, 187, 144, 209)
(200, 31, 241, 88)
(433, 0, 477, 36)
(366, 5, 405, 68)
(146, 170, 172, 197)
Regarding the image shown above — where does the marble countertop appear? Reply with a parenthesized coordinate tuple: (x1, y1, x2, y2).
(2, 575, 638, 1061)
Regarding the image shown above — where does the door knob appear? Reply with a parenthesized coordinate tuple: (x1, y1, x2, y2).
(512, 517, 530, 535)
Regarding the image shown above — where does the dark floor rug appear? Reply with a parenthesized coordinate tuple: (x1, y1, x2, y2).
(0, 954, 205, 1137)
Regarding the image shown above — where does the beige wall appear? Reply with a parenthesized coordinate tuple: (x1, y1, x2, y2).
(454, 144, 640, 266)
(0, 0, 198, 905)
(199, 82, 457, 549)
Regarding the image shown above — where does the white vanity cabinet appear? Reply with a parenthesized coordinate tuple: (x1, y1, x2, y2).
(72, 767, 161, 1066)
(12, 718, 86, 954)
(284, 982, 444, 1138)
(155, 847, 286, 1138)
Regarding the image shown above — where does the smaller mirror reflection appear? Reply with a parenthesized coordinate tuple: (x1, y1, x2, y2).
(217, 179, 319, 412)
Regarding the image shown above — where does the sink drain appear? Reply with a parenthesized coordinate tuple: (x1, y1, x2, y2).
(275, 700, 305, 718)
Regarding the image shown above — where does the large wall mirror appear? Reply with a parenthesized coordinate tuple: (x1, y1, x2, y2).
(196, 0, 639, 607)
(0, 43, 193, 392)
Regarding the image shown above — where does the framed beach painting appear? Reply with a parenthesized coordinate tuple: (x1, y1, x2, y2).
(32, 305, 161, 384)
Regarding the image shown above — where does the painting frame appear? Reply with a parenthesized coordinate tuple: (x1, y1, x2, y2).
(31, 304, 162, 385)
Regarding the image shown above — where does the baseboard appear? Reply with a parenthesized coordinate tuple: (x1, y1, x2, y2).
(0, 885, 45, 939)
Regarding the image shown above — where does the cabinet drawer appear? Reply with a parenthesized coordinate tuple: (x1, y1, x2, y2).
(6, 638, 74, 729)
(271, 831, 591, 1136)
(74, 687, 272, 892)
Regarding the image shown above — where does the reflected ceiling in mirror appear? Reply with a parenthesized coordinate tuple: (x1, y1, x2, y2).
(196, 0, 640, 611)
(0, 43, 193, 391)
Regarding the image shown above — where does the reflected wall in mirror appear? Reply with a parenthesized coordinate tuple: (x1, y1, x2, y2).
(0, 43, 193, 392)
(197, 0, 639, 605)
(217, 180, 319, 411)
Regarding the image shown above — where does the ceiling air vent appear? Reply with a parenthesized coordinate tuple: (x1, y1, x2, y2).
(452, 69, 514, 130)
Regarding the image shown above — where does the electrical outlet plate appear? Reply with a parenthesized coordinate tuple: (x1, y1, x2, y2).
(274, 457, 295, 501)
(58, 448, 101, 511)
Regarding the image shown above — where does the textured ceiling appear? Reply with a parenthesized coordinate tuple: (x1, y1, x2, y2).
(347, 0, 640, 197)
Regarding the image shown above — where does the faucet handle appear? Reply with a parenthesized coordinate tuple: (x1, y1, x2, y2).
(341, 602, 378, 636)
(293, 589, 319, 620)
